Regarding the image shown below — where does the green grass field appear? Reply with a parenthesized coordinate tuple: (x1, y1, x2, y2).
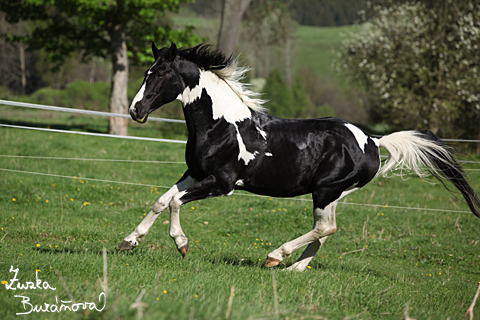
(1, 109, 480, 319)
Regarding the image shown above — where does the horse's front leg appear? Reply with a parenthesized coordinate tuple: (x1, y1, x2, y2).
(118, 173, 197, 250)
(168, 174, 234, 257)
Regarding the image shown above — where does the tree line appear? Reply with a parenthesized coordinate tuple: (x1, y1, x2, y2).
(2, 0, 479, 146)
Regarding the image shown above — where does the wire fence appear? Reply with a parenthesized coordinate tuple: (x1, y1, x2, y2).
(0, 167, 473, 214)
(0, 99, 186, 124)
(1, 99, 479, 215)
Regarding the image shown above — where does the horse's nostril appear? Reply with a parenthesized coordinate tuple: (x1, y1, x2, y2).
(129, 107, 138, 119)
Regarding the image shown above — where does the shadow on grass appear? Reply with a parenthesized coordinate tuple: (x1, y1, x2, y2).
(33, 246, 142, 256)
(205, 254, 263, 268)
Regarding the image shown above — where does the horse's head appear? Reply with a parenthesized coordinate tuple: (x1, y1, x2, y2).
(129, 42, 184, 123)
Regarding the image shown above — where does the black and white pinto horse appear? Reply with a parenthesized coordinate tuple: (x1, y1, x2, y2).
(120, 43, 480, 271)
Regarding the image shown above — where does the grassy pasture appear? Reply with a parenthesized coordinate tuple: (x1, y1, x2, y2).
(1, 111, 480, 320)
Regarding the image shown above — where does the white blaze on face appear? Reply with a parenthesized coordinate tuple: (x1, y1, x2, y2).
(129, 82, 146, 112)
(179, 70, 258, 165)
(344, 123, 368, 153)
(129, 68, 154, 112)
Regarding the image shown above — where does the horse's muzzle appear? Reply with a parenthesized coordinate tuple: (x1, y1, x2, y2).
(129, 107, 148, 123)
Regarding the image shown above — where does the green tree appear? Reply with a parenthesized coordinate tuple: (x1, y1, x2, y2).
(0, 0, 201, 135)
(337, 1, 480, 140)
(290, 72, 311, 118)
(263, 67, 294, 118)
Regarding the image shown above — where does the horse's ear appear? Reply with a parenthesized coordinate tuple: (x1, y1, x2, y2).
(169, 42, 177, 61)
(152, 42, 160, 60)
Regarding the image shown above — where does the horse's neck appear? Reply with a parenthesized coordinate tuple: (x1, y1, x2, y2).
(178, 70, 253, 131)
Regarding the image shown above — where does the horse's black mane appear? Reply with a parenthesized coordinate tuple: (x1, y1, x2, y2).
(177, 44, 233, 71)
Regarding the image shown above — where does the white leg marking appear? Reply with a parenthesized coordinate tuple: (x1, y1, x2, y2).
(169, 190, 189, 249)
(286, 237, 329, 272)
(344, 123, 368, 153)
(268, 188, 359, 270)
(122, 176, 196, 247)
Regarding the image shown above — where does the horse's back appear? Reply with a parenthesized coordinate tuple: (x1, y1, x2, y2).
(241, 116, 381, 197)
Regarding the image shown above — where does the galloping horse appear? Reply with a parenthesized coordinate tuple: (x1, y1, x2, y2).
(119, 43, 480, 271)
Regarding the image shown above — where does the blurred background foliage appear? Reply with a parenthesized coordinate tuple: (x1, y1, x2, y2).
(1, 0, 479, 148)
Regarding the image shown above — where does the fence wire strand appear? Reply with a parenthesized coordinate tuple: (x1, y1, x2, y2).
(0, 167, 472, 214)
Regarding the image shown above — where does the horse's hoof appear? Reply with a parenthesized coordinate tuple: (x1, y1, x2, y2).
(178, 241, 189, 258)
(264, 257, 281, 267)
(118, 240, 136, 251)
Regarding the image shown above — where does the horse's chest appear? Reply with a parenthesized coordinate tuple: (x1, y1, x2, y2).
(185, 123, 243, 177)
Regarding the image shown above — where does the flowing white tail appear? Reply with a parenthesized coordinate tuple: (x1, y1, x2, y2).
(378, 130, 480, 217)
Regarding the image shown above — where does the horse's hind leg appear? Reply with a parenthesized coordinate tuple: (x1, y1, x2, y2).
(118, 173, 196, 250)
(264, 187, 358, 270)
(286, 236, 329, 271)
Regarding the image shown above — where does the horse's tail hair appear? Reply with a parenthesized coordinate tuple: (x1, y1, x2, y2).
(377, 130, 480, 218)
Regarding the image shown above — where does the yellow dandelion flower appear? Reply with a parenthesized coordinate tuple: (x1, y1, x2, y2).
(70, 198, 74, 201)
(164, 290, 167, 294)
(307, 266, 312, 269)
(36, 269, 40, 272)
(195, 295, 198, 298)
(2, 280, 8, 285)
(156, 297, 159, 300)
(174, 279, 176, 281)
(12, 198, 16, 202)
(36, 244, 40, 247)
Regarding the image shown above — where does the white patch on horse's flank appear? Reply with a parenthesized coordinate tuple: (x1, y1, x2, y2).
(257, 127, 267, 140)
(130, 82, 146, 111)
(370, 137, 379, 147)
(344, 123, 368, 153)
(265, 152, 273, 157)
(235, 179, 245, 187)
